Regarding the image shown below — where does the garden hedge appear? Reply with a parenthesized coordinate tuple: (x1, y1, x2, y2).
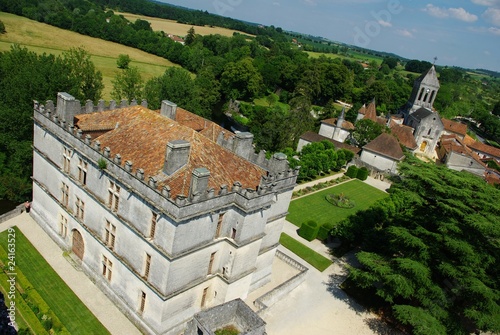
(298, 220, 320, 241)
(345, 165, 358, 178)
(356, 167, 369, 181)
(317, 223, 334, 241)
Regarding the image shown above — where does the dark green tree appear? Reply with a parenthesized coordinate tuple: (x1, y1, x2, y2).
(492, 100, 500, 116)
(184, 26, 196, 46)
(0, 20, 5, 34)
(62, 47, 104, 101)
(351, 119, 385, 147)
(334, 156, 500, 335)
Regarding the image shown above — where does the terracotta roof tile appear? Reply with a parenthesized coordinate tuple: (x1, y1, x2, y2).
(441, 118, 467, 136)
(300, 131, 361, 154)
(75, 106, 265, 197)
(462, 135, 500, 159)
(440, 135, 487, 168)
(362, 100, 377, 122)
(175, 108, 232, 143)
(389, 121, 417, 149)
(363, 133, 405, 160)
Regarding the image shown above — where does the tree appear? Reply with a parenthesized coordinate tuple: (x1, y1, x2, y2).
(351, 119, 385, 147)
(492, 100, 500, 116)
(220, 58, 263, 100)
(111, 67, 143, 102)
(116, 54, 131, 69)
(143, 67, 195, 110)
(0, 20, 5, 34)
(62, 47, 103, 101)
(185, 26, 196, 46)
(381, 56, 398, 69)
(334, 156, 500, 335)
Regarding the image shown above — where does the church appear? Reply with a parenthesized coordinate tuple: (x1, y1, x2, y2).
(31, 93, 297, 335)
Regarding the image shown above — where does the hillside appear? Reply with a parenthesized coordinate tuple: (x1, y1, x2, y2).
(0, 11, 177, 99)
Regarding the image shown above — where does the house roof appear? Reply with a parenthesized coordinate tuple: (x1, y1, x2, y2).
(441, 118, 467, 136)
(440, 135, 487, 168)
(300, 131, 361, 154)
(410, 107, 433, 120)
(358, 99, 377, 121)
(389, 121, 418, 149)
(321, 118, 355, 130)
(463, 135, 500, 159)
(363, 133, 405, 161)
(415, 65, 440, 88)
(75, 106, 265, 197)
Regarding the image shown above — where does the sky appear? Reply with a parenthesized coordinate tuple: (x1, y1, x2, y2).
(158, 0, 500, 72)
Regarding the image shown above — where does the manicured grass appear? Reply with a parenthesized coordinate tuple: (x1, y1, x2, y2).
(287, 179, 388, 228)
(0, 228, 110, 335)
(0, 11, 177, 99)
(279, 233, 332, 272)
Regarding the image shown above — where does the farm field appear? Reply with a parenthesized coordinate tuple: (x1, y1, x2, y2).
(0, 11, 177, 99)
(0, 227, 110, 335)
(117, 12, 254, 38)
(306, 50, 383, 66)
(287, 179, 388, 228)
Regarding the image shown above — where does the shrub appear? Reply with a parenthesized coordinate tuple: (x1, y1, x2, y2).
(356, 167, 369, 181)
(97, 157, 107, 170)
(298, 220, 320, 241)
(345, 165, 358, 178)
(317, 223, 334, 241)
(0, 20, 5, 34)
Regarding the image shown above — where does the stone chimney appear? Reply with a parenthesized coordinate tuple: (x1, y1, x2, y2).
(269, 153, 288, 173)
(189, 168, 210, 201)
(56, 92, 80, 123)
(164, 140, 190, 175)
(160, 100, 178, 120)
(233, 132, 254, 159)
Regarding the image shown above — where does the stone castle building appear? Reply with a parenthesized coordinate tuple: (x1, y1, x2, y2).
(31, 93, 298, 335)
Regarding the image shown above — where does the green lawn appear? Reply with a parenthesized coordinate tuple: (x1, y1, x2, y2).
(0, 228, 110, 335)
(287, 179, 388, 228)
(279, 233, 332, 272)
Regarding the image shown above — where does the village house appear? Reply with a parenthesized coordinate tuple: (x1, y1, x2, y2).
(31, 93, 298, 335)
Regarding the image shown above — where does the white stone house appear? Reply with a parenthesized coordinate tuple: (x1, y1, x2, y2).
(31, 93, 297, 335)
(360, 133, 405, 174)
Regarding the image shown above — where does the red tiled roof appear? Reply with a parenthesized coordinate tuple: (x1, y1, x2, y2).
(363, 133, 405, 161)
(463, 135, 500, 159)
(440, 135, 487, 168)
(75, 106, 265, 197)
(389, 121, 417, 150)
(441, 118, 467, 137)
(358, 100, 377, 122)
(321, 118, 355, 130)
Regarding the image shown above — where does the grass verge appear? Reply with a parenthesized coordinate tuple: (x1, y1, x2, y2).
(0, 227, 110, 335)
(287, 179, 388, 228)
(279, 233, 332, 272)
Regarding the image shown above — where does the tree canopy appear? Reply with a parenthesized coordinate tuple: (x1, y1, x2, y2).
(333, 156, 500, 334)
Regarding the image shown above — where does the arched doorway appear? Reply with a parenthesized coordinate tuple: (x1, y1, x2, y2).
(72, 230, 85, 260)
(420, 141, 428, 152)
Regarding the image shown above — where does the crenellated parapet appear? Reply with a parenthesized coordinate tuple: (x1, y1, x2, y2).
(33, 94, 298, 221)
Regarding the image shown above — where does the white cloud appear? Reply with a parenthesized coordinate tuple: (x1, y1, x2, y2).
(488, 26, 500, 34)
(378, 20, 392, 27)
(424, 4, 478, 22)
(471, 0, 500, 7)
(396, 29, 414, 37)
(483, 7, 500, 26)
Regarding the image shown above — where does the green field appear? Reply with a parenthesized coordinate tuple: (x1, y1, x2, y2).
(287, 179, 388, 228)
(279, 233, 332, 272)
(307, 50, 383, 66)
(0, 227, 110, 335)
(0, 11, 177, 99)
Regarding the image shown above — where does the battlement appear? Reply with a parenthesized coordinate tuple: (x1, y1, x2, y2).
(33, 94, 298, 220)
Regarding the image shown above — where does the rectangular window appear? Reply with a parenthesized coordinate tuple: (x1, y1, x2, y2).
(102, 255, 113, 281)
(231, 228, 237, 239)
(75, 197, 85, 221)
(139, 291, 146, 313)
(105, 220, 116, 249)
(59, 214, 68, 237)
(63, 147, 71, 173)
(144, 253, 151, 280)
(215, 213, 224, 238)
(201, 287, 208, 308)
(208, 252, 216, 275)
(78, 158, 88, 185)
(61, 182, 69, 207)
(149, 212, 157, 239)
(108, 181, 120, 212)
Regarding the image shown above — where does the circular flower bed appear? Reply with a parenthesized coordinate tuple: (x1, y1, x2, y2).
(325, 193, 355, 209)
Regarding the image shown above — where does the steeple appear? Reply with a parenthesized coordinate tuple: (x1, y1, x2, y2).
(332, 107, 345, 142)
(407, 65, 440, 112)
